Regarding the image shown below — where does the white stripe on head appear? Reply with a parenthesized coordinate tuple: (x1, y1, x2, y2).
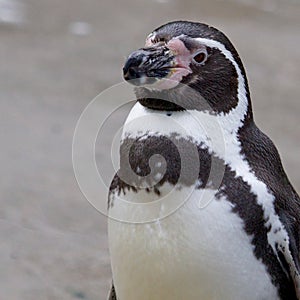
(194, 37, 248, 129)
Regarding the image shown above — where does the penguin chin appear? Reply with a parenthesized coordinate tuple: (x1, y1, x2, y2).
(136, 86, 184, 111)
(138, 98, 184, 111)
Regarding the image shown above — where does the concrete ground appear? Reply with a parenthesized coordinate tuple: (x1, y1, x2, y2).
(1, 0, 300, 299)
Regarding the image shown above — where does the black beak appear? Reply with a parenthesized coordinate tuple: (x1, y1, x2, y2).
(123, 46, 175, 86)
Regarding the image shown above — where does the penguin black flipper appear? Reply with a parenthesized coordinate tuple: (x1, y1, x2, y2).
(276, 194, 300, 298)
(107, 283, 117, 300)
(239, 120, 300, 298)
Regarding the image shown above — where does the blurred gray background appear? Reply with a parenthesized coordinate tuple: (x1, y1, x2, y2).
(1, 0, 299, 299)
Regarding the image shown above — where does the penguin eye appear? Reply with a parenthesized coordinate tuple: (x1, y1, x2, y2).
(193, 51, 207, 65)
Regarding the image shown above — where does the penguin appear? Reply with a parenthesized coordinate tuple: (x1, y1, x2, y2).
(107, 21, 300, 300)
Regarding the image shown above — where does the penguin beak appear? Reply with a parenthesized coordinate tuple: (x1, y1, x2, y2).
(123, 46, 176, 86)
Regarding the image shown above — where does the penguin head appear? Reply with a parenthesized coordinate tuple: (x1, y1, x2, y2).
(123, 21, 251, 115)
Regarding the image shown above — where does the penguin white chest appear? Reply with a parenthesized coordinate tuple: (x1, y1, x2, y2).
(108, 187, 278, 300)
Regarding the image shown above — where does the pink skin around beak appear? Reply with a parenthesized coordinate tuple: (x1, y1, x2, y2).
(144, 36, 193, 90)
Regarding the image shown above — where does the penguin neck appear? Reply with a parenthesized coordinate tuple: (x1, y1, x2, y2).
(126, 68, 253, 156)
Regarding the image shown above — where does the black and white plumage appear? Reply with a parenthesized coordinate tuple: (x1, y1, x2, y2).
(107, 21, 300, 299)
